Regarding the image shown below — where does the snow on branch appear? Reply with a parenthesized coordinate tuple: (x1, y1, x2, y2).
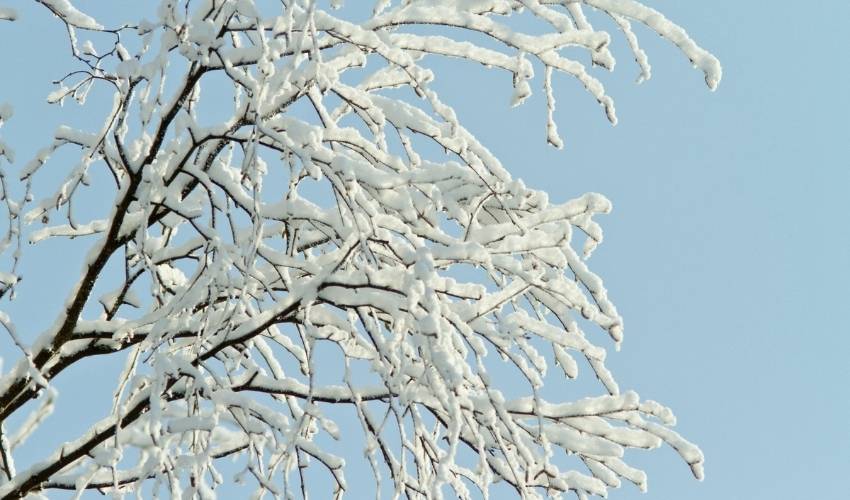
(0, 0, 719, 498)
(0, 7, 16, 22)
(35, 0, 101, 30)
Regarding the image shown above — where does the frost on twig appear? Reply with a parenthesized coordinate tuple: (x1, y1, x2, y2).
(0, 1, 718, 498)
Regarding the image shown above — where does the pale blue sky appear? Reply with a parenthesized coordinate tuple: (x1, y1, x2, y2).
(0, 2, 847, 499)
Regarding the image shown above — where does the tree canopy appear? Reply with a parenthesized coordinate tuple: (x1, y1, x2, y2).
(0, 1, 719, 498)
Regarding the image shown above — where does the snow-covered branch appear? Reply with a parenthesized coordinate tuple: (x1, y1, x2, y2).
(0, 0, 719, 498)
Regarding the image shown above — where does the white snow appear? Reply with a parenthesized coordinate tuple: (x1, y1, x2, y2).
(37, 0, 102, 30)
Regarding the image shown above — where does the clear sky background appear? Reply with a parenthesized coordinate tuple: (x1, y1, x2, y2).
(0, 1, 848, 499)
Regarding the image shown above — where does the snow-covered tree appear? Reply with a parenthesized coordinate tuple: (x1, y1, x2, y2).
(0, 1, 720, 498)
